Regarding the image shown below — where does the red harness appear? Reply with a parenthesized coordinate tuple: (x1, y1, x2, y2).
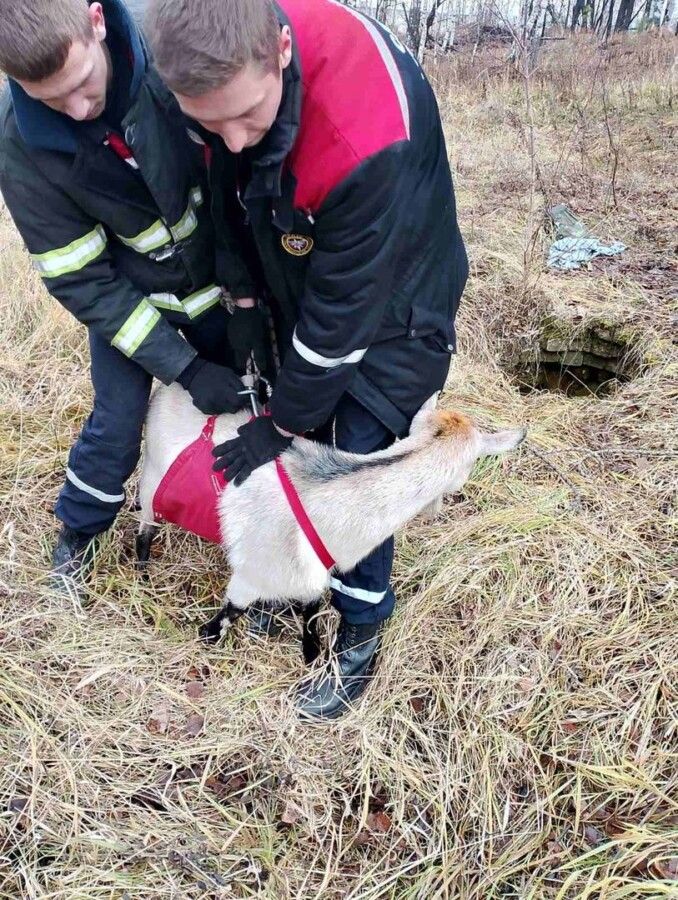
(152, 417, 335, 569)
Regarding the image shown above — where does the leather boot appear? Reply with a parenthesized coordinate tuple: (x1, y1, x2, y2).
(296, 618, 380, 720)
(49, 525, 97, 599)
(243, 602, 289, 639)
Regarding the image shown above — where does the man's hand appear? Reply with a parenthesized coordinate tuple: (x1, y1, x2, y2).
(227, 302, 268, 373)
(212, 416, 293, 485)
(176, 358, 248, 415)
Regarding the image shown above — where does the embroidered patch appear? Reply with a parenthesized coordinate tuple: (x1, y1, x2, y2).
(282, 233, 314, 256)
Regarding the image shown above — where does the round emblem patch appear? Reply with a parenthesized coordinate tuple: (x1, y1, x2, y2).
(282, 233, 314, 256)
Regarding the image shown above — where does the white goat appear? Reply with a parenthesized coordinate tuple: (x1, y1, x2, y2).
(138, 384, 525, 650)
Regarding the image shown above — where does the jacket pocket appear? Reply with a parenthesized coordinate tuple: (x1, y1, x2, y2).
(407, 304, 454, 352)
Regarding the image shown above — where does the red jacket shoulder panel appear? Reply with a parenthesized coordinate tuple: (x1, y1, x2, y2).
(280, 0, 410, 212)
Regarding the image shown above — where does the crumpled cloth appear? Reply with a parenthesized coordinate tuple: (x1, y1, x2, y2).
(548, 237, 626, 271)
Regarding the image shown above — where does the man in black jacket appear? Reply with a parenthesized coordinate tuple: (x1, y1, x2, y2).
(0, 0, 259, 593)
(147, 0, 469, 719)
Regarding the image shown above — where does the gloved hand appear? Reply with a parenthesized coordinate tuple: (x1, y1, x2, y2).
(227, 304, 268, 373)
(176, 357, 248, 415)
(212, 416, 293, 485)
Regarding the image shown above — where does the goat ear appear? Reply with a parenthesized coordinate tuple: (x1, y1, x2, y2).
(480, 427, 527, 455)
(410, 392, 440, 434)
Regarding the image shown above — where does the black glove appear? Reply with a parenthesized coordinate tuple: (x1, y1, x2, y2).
(227, 304, 268, 373)
(176, 357, 248, 415)
(212, 416, 293, 485)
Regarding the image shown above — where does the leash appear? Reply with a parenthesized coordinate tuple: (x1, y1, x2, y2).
(235, 356, 335, 571)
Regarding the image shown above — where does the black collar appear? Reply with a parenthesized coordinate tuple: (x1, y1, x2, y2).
(244, 10, 302, 202)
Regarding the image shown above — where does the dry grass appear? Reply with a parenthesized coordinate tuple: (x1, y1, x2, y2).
(1, 33, 677, 900)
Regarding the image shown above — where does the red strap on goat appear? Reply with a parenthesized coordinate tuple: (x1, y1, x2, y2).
(274, 458, 336, 570)
(152, 415, 335, 570)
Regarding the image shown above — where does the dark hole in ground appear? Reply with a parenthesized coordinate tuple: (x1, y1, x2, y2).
(515, 325, 638, 397)
(517, 361, 630, 397)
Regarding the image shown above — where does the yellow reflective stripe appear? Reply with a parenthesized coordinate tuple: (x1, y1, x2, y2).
(182, 284, 222, 319)
(170, 185, 202, 242)
(149, 292, 184, 312)
(112, 300, 161, 357)
(116, 219, 172, 254)
(171, 206, 198, 242)
(31, 225, 107, 279)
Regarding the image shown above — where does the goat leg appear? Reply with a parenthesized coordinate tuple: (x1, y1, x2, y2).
(301, 601, 322, 664)
(198, 601, 245, 645)
(135, 523, 159, 576)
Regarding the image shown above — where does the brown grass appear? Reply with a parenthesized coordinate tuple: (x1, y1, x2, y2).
(1, 33, 677, 899)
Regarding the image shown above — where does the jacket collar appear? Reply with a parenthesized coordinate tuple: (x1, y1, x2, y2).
(9, 0, 148, 154)
(244, 4, 301, 203)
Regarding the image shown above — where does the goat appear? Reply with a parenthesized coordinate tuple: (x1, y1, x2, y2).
(137, 384, 525, 656)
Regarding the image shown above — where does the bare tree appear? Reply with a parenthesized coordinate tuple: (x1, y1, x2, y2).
(614, 0, 635, 28)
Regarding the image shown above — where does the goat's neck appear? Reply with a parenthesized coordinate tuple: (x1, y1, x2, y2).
(305, 434, 459, 567)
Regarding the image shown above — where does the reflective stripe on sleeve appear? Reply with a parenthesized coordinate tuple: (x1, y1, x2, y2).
(182, 284, 222, 319)
(66, 468, 125, 504)
(112, 299, 161, 357)
(329, 577, 387, 604)
(170, 185, 203, 242)
(292, 329, 368, 369)
(116, 219, 172, 254)
(149, 292, 185, 313)
(31, 225, 107, 279)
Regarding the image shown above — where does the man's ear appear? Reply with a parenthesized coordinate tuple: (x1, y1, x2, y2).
(279, 25, 293, 70)
(89, 2, 107, 42)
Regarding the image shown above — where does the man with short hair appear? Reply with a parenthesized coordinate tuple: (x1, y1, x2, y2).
(147, 0, 468, 718)
(0, 0, 262, 591)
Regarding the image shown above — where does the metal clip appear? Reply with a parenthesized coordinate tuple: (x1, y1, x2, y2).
(150, 244, 177, 262)
(238, 352, 263, 417)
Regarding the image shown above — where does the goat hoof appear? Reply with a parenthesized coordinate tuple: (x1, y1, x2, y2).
(198, 609, 229, 644)
(302, 635, 322, 665)
(135, 528, 158, 576)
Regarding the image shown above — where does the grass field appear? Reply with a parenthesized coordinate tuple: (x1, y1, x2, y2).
(0, 33, 676, 899)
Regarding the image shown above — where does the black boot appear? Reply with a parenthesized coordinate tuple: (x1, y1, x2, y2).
(49, 525, 97, 598)
(296, 618, 381, 720)
(243, 602, 289, 639)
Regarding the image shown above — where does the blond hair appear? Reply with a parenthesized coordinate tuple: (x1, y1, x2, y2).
(145, 0, 281, 96)
(0, 0, 92, 81)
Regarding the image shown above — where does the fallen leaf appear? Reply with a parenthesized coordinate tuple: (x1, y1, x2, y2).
(280, 800, 301, 825)
(184, 714, 204, 737)
(604, 815, 627, 837)
(409, 695, 425, 714)
(186, 681, 205, 700)
(547, 840, 564, 857)
(205, 772, 247, 801)
(367, 811, 391, 833)
(652, 856, 678, 879)
(147, 708, 170, 735)
(8, 797, 28, 814)
(584, 825, 605, 846)
(562, 721, 578, 733)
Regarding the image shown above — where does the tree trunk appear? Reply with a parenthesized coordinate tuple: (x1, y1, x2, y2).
(604, 0, 617, 36)
(571, 0, 587, 28)
(615, 0, 635, 29)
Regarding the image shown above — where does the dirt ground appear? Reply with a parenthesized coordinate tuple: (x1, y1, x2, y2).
(0, 32, 676, 900)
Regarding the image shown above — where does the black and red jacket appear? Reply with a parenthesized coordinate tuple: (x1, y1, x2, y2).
(210, 0, 468, 437)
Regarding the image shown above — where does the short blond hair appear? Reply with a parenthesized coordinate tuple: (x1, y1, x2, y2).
(146, 0, 281, 97)
(0, 0, 92, 81)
